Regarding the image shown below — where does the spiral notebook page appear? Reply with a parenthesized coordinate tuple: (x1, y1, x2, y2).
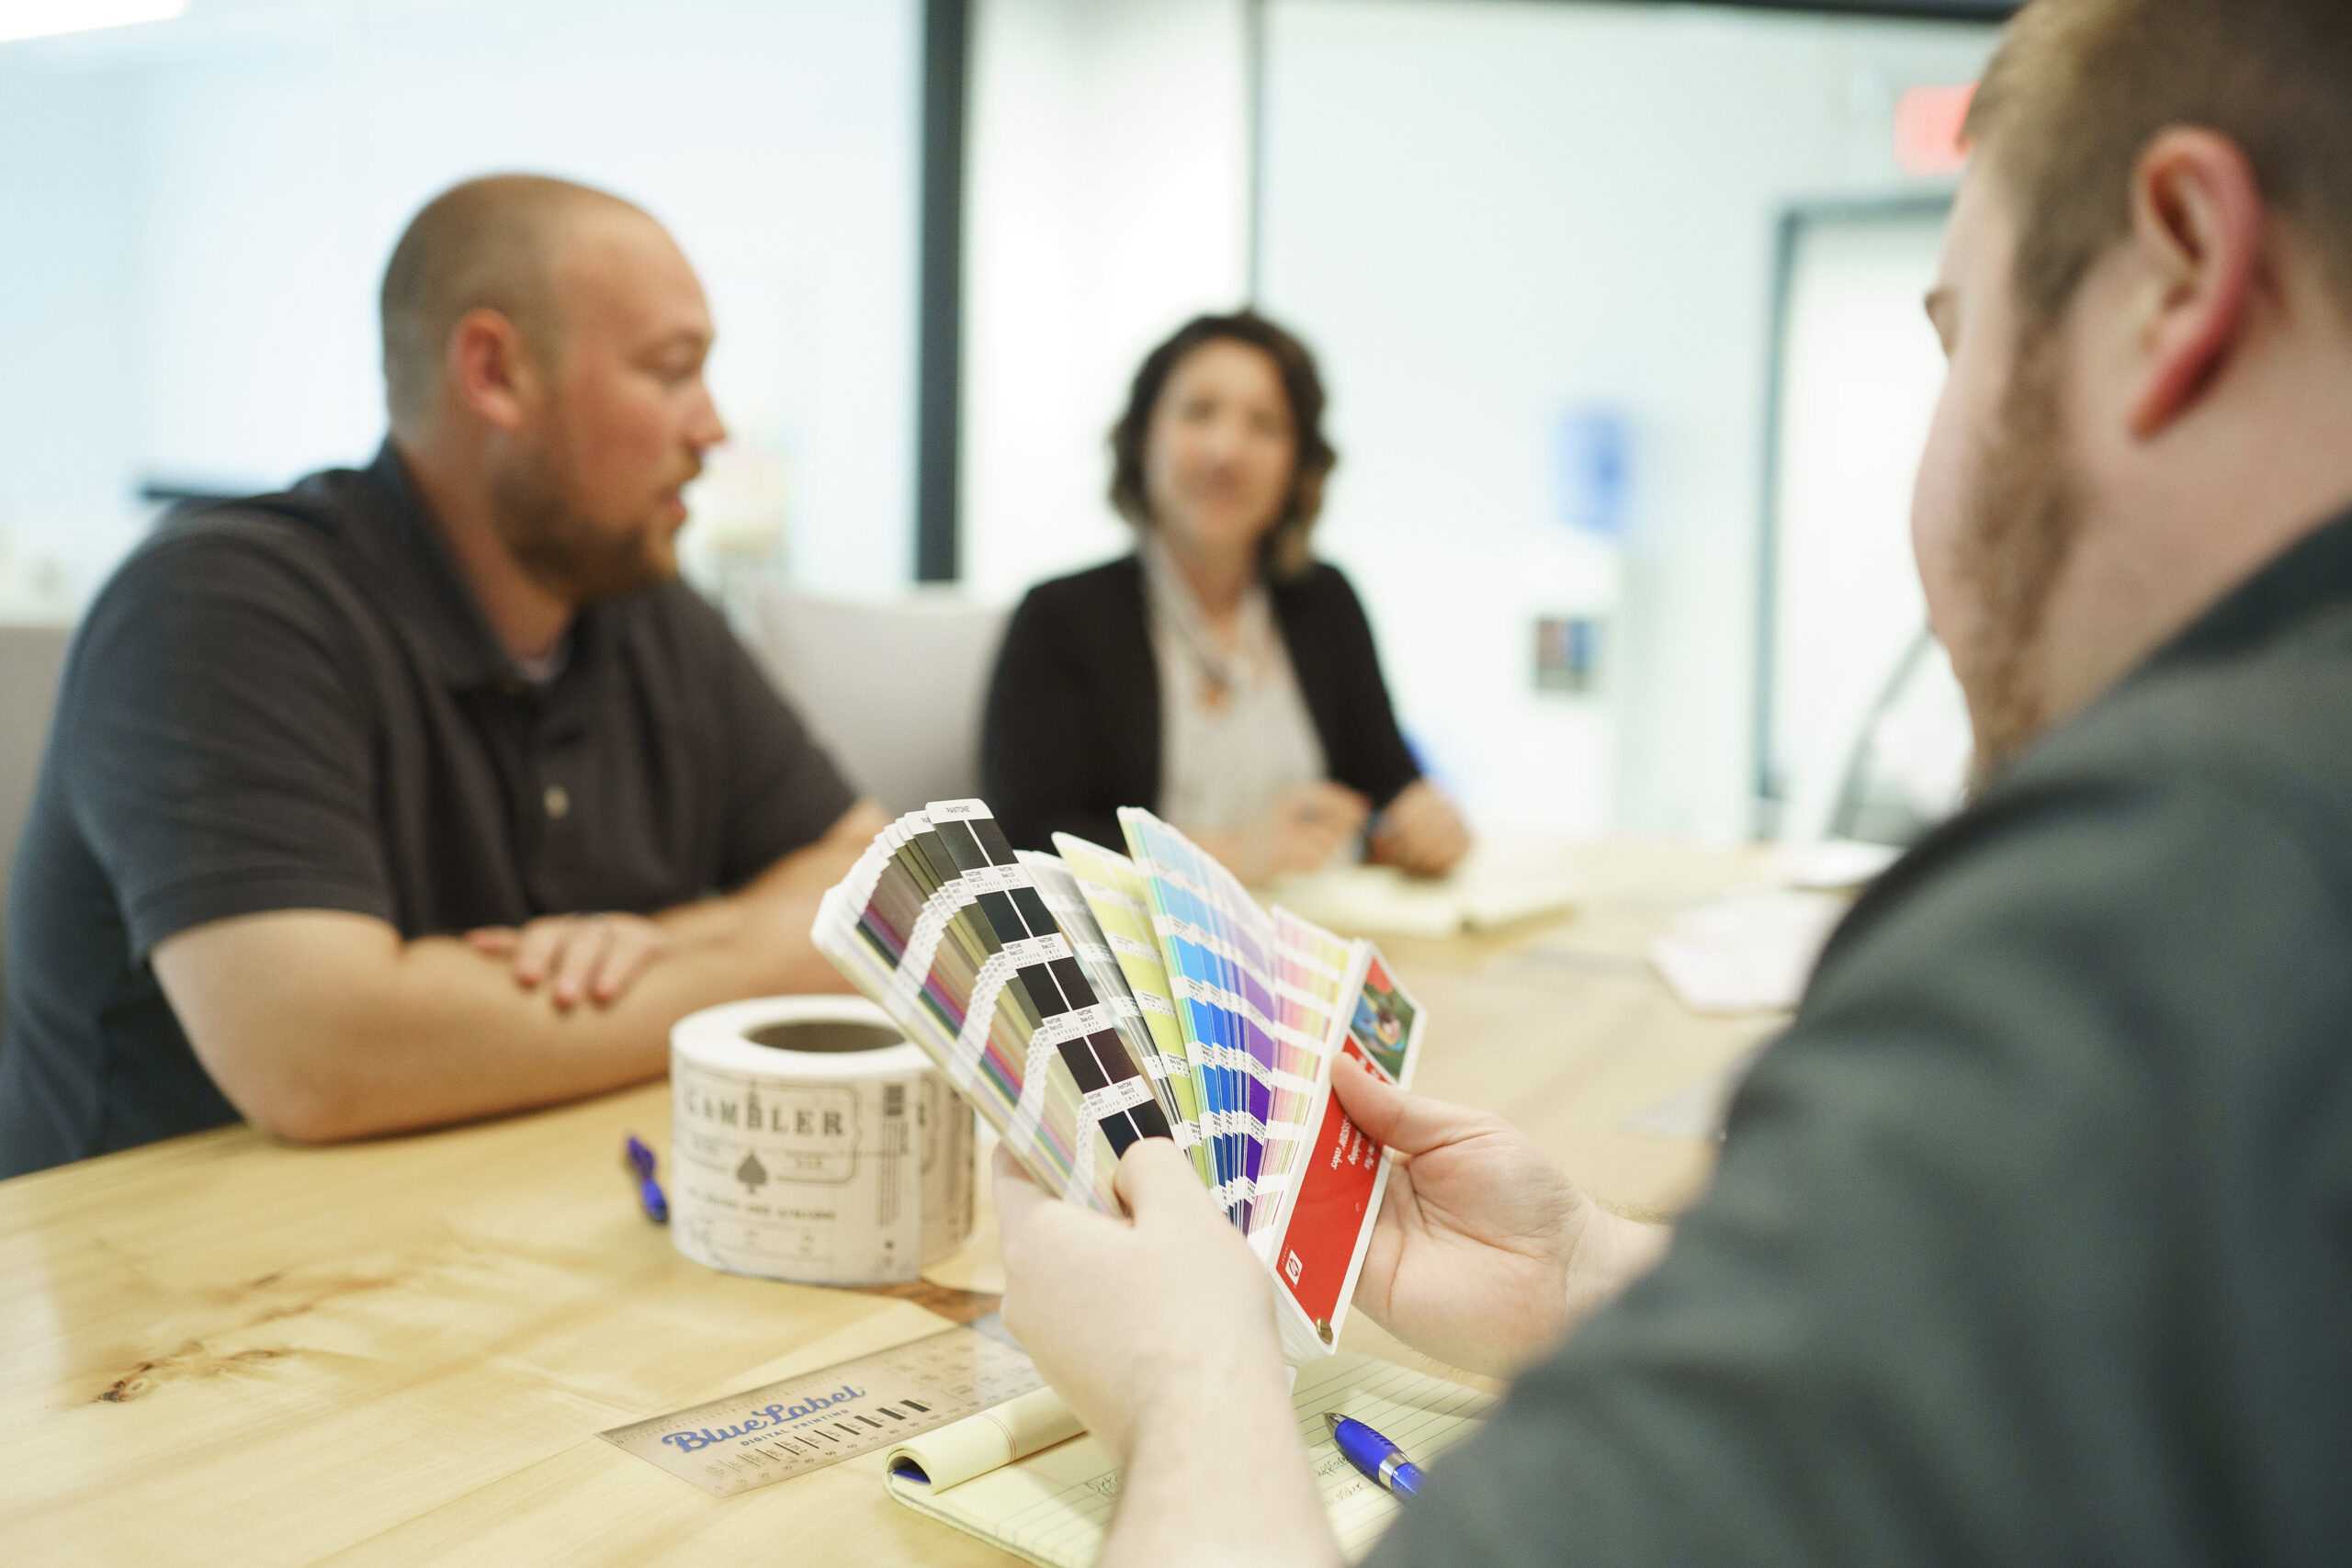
(883, 1350, 1495, 1568)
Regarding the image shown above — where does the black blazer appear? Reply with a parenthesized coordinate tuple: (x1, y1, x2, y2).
(980, 555, 1422, 852)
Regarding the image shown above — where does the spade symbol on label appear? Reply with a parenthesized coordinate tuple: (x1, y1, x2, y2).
(736, 1151, 769, 1192)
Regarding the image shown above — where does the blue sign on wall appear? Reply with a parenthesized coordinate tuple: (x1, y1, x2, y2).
(1555, 407, 1633, 543)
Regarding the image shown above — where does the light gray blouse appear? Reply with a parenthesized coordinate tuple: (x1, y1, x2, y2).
(1142, 535, 1328, 835)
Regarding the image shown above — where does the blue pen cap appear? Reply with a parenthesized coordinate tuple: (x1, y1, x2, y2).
(624, 1134, 670, 1224)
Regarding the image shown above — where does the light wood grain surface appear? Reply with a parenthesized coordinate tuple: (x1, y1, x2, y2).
(0, 840, 1787, 1566)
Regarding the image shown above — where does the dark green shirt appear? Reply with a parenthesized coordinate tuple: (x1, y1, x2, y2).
(1375, 510, 2352, 1565)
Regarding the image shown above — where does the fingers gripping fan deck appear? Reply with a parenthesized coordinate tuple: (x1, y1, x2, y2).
(814, 800, 1426, 1364)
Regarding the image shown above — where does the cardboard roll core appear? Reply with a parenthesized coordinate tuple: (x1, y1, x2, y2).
(741, 1019, 903, 1055)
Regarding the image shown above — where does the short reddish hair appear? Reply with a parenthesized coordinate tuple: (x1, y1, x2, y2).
(1966, 0, 2352, 325)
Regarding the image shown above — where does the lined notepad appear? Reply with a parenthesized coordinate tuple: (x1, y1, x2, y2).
(883, 1351, 1494, 1567)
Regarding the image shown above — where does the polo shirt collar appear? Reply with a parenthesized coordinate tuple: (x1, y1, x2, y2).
(2142, 501, 2352, 677)
(357, 439, 576, 692)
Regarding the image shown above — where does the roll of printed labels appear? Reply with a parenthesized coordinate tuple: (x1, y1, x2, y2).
(669, 996, 975, 1287)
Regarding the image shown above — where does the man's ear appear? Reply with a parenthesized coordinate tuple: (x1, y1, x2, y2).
(2127, 128, 2267, 438)
(444, 308, 541, 434)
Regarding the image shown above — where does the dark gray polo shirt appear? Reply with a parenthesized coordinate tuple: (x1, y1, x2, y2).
(0, 443, 856, 1177)
(1374, 507, 2352, 1565)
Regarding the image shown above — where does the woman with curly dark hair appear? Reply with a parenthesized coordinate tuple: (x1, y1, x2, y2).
(981, 310, 1467, 883)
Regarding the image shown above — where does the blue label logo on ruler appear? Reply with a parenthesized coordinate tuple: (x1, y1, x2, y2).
(601, 1320, 1041, 1497)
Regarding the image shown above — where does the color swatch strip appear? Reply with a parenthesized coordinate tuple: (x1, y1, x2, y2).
(1251, 908, 1361, 1223)
(1019, 849, 1204, 1159)
(818, 801, 1430, 1360)
(1116, 808, 1355, 1235)
(1050, 833, 1216, 1189)
(813, 801, 1171, 1214)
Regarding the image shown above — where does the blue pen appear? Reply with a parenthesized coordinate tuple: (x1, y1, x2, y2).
(624, 1134, 669, 1224)
(1324, 1412, 1422, 1498)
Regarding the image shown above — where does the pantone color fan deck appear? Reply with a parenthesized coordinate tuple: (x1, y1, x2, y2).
(812, 801, 1424, 1362)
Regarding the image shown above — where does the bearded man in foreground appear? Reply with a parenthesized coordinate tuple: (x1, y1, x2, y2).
(0, 176, 885, 1174)
(992, 0, 2352, 1562)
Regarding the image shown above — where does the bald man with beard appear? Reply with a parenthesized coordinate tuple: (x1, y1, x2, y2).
(0, 176, 887, 1175)
(985, 1, 2352, 1563)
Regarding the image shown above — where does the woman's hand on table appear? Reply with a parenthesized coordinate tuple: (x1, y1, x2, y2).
(1367, 779, 1472, 878)
(1261, 781, 1373, 876)
(1333, 1055, 1669, 1378)
(1199, 782, 1371, 885)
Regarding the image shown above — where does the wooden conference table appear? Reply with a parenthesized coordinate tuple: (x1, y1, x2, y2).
(0, 840, 1787, 1566)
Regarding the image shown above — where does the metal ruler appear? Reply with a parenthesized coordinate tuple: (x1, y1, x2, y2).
(599, 1317, 1044, 1498)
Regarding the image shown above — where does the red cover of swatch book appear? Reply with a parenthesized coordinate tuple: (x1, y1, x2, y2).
(812, 799, 1425, 1366)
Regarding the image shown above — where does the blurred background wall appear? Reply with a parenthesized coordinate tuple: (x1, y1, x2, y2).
(958, 0, 1251, 608)
(956, 0, 1994, 841)
(1250, 1, 1992, 840)
(0, 0, 920, 610)
(0, 0, 2002, 843)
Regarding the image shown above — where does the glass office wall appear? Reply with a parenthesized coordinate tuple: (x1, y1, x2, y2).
(1765, 200, 1973, 844)
(1257, 0, 1998, 839)
(0, 0, 921, 618)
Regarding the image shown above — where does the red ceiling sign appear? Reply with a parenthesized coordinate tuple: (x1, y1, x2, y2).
(1895, 83, 1978, 176)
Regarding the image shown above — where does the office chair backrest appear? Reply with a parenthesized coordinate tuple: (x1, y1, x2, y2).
(742, 585, 1010, 818)
(0, 622, 74, 1032)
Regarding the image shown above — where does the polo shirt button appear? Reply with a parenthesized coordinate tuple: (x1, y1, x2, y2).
(543, 784, 571, 820)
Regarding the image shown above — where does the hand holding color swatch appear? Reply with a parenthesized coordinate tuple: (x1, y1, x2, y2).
(813, 801, 1425, 1362)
